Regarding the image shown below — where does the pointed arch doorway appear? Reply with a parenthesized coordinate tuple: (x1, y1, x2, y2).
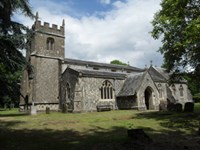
(144, 87, 153, 110)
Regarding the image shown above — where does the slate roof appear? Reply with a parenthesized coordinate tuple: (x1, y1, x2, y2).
(117, 72, 145, 97)
(148, 66, 167, 82)
(148, 66, 187, 83)
(64, 58, 144, 72)
(66, 68, 128, 79)
(153, 67, 170, 80)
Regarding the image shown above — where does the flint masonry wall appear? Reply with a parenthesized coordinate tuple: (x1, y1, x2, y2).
(77, 77, 124, 112)
(61, 67, 125, 112)
(33, 56, 60, 104)
(31, 20, 65, 58)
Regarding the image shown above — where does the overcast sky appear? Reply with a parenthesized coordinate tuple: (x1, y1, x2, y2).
(15, 0, 163, 68)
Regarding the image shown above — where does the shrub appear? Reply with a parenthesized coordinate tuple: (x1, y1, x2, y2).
(193, 93, 200, 103)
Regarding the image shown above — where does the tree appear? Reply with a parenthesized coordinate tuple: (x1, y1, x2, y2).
(151, 0, 200, 78)
(183, 72, 200, 102)
(0, 0, 34, 107)
(110, 60, 128, 66)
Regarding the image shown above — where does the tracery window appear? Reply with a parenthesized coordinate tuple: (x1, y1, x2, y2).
(179, 85, 184, 97)
(100, 80, 114, 99)
(46, 37, 55, 50)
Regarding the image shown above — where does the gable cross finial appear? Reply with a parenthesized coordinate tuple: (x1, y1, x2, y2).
(150, 60, 153, 66)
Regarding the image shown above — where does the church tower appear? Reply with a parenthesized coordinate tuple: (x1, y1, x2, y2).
(30, 12, 65, 58)
(20, 12, 65, 112)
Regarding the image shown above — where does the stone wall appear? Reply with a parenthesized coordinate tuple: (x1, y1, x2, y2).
(61, 68, 79, 111)
(170, 83, 193, 105)
(61, 68, 125, 112)
(31, 20, 65, 58)
(136, 73, 160, 110)
(33, 56, 60, 104)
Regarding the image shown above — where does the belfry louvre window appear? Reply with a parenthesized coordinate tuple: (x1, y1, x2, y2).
(46, 37, 55, 50)
(100, 80, 114, 99)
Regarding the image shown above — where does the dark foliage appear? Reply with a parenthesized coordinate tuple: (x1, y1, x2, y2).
(0, 0, 34, 107)
(151, 0, 200, 80)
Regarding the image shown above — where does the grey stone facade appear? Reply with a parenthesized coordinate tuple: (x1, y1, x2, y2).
(20, 18, 193, 113)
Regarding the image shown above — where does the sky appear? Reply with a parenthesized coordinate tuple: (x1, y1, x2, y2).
(15, 0, 163, 68)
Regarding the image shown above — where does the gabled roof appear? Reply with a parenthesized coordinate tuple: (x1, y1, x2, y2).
(117, 72, 145, 97)
(64, 68, 128, 79)
(148, 66, 187, 83)
(148, 66, 167, 82)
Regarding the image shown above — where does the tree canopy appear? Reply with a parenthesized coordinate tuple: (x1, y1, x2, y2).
(110, 60, 128, 66)
(0, 0, 34, 107)
(151, 0, 200, 78)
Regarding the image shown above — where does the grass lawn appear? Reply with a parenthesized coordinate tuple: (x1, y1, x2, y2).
(0, 103, 200, 150)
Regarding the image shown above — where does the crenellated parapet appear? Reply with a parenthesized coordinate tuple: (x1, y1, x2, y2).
(32, 12, 65, 36)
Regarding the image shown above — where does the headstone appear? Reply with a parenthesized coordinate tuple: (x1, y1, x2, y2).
(175, 103, 183, 112)
(184, 102, 194, 112)
(127, 129, 152, 143)
(30, 105, 37, 115)
(46, 107, 50, 114)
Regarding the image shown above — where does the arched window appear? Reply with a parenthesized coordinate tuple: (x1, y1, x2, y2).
(100, 80, 114, 99)
(46, 37, 54, 50)
(179, 85, 184, 97)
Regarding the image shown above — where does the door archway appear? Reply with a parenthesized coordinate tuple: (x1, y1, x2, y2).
(144, 87, 153, 110)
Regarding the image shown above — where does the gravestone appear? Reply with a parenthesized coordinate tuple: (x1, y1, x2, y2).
(62, 104, 67, 113)
(127, 128, 152, 143)
(30, 105, 37, 115)
(125, 128, 153, 150)
(184, 102, 194, 112)
(46, 107, 50, 114)
(175, 103, 183, 112)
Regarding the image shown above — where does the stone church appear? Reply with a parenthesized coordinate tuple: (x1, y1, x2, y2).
(20, 17, 193, 112)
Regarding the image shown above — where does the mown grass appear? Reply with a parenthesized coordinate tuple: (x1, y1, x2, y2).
(0, 104, 200, 150)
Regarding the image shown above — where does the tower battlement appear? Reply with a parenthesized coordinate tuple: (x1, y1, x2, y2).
(32, 12, 65, 36)
(33, 20, 65, 36)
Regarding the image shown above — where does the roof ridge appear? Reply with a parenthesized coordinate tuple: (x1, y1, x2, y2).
(64, 58, 144, 71)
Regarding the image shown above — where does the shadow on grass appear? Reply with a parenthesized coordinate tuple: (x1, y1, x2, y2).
(0, 119, 200, 150)
(0, 113, 29, 117)
(135, 111, 200, 134)
(0, 108, 28, 117)
(0, 120, 25, 128)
